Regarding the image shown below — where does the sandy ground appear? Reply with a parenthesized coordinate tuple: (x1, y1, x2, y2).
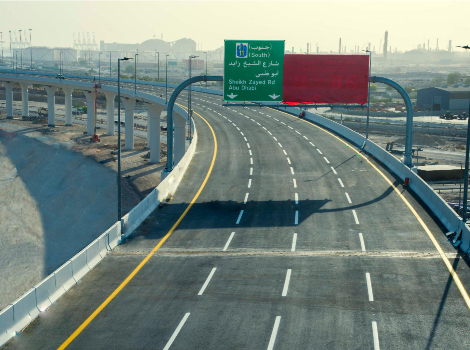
(0, 112, 166, 310)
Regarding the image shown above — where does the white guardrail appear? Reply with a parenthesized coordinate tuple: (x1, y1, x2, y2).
(0, 75, 199, 347)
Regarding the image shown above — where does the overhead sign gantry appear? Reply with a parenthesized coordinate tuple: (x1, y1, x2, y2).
(224, 40, 285, 102)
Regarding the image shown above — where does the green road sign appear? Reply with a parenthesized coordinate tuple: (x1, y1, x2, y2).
(224, 40, 284, 102)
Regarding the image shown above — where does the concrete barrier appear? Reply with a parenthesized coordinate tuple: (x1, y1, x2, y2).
(70, 250, 90, 282)
(52, 261, 75, 295)
(106, 221, 121, 250)
(0, 305, 14, 345)
(85, 239, 102, 270)
(11, 289, 39, 332)
(34, 274, 56, 312)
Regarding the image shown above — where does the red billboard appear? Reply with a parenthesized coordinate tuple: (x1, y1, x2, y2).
(282, 55, 369, 104)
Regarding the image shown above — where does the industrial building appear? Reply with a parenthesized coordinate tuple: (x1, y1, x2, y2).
(417, 86, 470, 112)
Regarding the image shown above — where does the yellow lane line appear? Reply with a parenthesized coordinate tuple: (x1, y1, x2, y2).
(57, 111, 217, 349)
(272, 108, 470, 310)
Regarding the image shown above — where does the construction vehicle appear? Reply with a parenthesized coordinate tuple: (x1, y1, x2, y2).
(441, 111, 454, 120)
(38, 107, 48, 117)
(458, 111, 468, 120)
(72, 107, 84, 115)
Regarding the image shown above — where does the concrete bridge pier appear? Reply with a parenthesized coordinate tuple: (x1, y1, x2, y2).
(62, 87, 73, 126)
(104, 92, 116, 136)
(174, 113, 187, 165)
(4, 82, 14, 119)
(44, 86, 57, 127)
(122, 98, 136, 150)
(20, 82, 29, 119)
(83, 91, 95, 136)
(146, 104, 163, 163)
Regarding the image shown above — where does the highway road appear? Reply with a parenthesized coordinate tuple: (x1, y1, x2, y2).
(3, 79, 470, 349)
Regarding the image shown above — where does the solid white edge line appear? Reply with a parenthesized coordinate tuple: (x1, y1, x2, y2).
(223, 232, 235, 251)
(345, 192, 352, 204)
(295, 210, 299, 225)
(248, 179, 252, 188)
(267, 316, 281, 350)
(198, 268, 217, 296)
(359, 232, 366, 252)
(295, 193, 298, 205)
(293, 179, 297, 188)
(338, 178, 344, 187)
(324, 157, 330, 164)
(236, 210, 244, 224)
(372, 321, 380, 350)
(352, 209, 359, 224)
(162, 313, 191, 350)
(282, 269, 292, 297)
(331, 167, 337, 175)
(366, 272, 374, 302)
(244, 192, 249, 204)
(291, 233, 297, 252)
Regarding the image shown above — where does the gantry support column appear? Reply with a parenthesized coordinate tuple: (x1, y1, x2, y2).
(44, 86, 57, 127)
(19, 82, 29, 119)
(174, 113, 187, 165)
(62, 86, 73, 126)
(122, 98, 136, 150)
(104, 92, 116, 136)
(83, 91, 95, 136)
(146, 104, 163, 163)
(4, 82, 14, 119)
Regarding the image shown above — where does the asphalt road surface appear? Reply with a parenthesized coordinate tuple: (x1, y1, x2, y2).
(3, 77, 470, 349)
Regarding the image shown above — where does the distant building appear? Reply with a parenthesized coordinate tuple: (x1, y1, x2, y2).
(17, 47, 77, 63)
(417, 86, 470, 111)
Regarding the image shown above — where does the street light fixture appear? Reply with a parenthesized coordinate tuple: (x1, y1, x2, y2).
(117, 57, 133, 224)
(457, 45, 470, 223)
(362, 49, 372, 140)
(134, 53, 138, 94)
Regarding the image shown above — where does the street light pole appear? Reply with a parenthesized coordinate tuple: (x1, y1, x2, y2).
(19, 30, 22, 70)
(9, 31, 12, 70)
(155, 50, 160, 81)
(166, 54, 169, 104)
(29, 29, 32, 69)
(117, 57, 133, 224)
(134, 53, 138, 94)
(99, 52, 102, 84)
(204, 51, 207, 88)
(0, 32, 3, 65)
(457, 45, 470, 222)
(363, 49, 372, 139)
(60, 50, 63, 75)
(109, 51, 112, 78)
(188, 55, 198, 142)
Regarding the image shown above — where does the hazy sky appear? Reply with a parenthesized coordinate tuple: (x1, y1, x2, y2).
(1, 1, 469, 53)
